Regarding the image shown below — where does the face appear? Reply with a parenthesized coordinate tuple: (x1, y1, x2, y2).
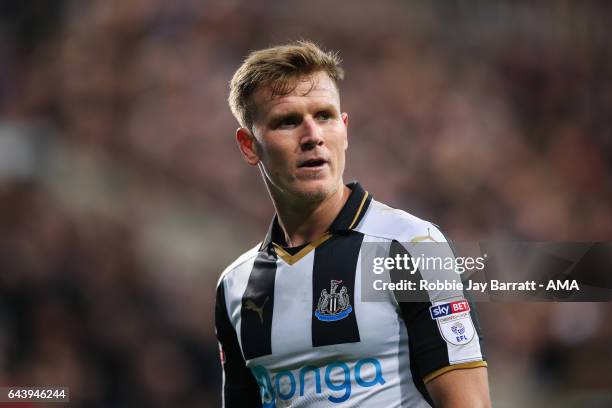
(237, 71, 348, 204)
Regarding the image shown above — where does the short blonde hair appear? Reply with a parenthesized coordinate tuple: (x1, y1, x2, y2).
(228, 40, 344, 129)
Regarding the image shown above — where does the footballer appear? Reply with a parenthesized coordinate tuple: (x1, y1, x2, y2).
(215, 40, 491, 407)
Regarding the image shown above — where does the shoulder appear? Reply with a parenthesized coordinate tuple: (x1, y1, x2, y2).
(216, 243, 261, 290)
(355, 198, 448, 243)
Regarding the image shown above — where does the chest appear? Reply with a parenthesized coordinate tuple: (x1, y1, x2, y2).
(226, 236, 403, 371)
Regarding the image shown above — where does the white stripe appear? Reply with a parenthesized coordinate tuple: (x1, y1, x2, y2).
(271, 251, 314, 359)
(222, 255, 258, 354)
(352, 237, 404, 406)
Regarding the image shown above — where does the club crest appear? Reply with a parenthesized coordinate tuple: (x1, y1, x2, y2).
(315, 280, 353, 321)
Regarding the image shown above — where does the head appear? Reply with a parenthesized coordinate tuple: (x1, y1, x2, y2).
(229, 41, 348, 206)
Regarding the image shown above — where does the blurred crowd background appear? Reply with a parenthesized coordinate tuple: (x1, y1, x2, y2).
(1, 1, 611, 407)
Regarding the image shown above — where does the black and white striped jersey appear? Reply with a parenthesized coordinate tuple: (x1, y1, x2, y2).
(215, 182, 486, 407)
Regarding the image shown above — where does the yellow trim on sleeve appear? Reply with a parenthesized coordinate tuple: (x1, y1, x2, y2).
(423, 360, 488, 384)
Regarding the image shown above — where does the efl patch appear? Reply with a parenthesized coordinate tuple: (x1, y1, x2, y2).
(430, 299, 475, 345)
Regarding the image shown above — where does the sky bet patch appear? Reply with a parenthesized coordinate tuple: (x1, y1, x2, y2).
(430, 299, 475, 345)
(429, 299, 471, 320)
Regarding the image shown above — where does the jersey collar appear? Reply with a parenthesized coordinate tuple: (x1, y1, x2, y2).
(260, 181, 372, 251)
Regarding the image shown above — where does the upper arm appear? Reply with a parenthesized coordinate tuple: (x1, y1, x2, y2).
(389, 236, 488, 405)
(215, 281, 262, 408)
(426, 366, 491, 408)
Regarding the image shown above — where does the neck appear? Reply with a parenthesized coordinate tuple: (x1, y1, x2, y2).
(270, 184, 351, 247)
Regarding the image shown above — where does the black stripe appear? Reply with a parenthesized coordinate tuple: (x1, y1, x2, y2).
(241, 249, 277, 359)
(409, 345, 433, 407)
(215, 283, 262, 407)
(312, 232, 363, 347)
(390, 240, 442, 406)
(389, 240, 430, 304)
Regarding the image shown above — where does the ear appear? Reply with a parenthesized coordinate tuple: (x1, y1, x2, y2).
(341, 112, 349, 149)
(236, 127, 260, 166)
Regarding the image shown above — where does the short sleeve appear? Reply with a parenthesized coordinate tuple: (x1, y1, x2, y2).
(390, 238, 487, 384)
(399, 295, 487, 383)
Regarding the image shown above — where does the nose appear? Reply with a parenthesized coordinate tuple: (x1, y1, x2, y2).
(299, 116, 324, 150)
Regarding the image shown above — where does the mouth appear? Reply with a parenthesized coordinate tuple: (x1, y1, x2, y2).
(298, 158, 328, 168)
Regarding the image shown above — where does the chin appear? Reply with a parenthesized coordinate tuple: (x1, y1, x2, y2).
(293, 180, 338, 203)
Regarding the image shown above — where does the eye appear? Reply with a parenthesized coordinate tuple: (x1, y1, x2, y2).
(274, 116, 300, 129)
(315, 111, 332, 121)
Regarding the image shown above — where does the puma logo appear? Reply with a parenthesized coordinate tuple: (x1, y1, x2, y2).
(245, 296, 269, 324)
(410, 227, 437, 243)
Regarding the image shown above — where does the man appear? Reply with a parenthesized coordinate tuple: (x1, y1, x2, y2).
(216, 40, 490, 407)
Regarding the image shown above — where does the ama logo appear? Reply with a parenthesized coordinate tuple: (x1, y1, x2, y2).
(251, 358, 385, 406)
(429, 299, 475, 345)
